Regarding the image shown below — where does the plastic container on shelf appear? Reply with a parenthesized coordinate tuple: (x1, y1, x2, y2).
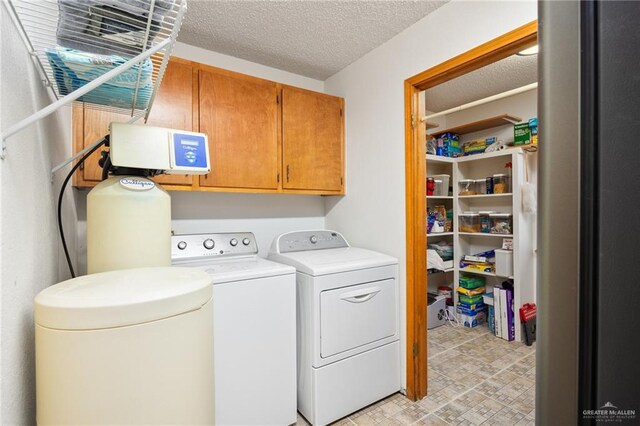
(459, 212, 481, 233)
(492, 174, 510, 194)
(479, 211, 494, 233)
(486, 176, 494, 194)
(434, 180, 444, 197)
(438, 286, 453, 305)
(495, 249, 514, 277)
(429, 174, 450, 196)
(489, 213, 513, 234)
(475, 179, 487, 195)
(426, 177, 434, 196)
(459, 179, 476, 196)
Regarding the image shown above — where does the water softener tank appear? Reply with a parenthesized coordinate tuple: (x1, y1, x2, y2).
(87, 176, 170, 274)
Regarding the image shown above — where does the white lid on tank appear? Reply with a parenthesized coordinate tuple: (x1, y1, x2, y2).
(35, 267, 212, 330)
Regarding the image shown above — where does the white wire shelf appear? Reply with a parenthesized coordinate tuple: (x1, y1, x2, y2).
(2, 0, 187, 155)
(458, 232, 514, 238)
(458, 193, 512, 199)
(428, 267, 454, 275)
(427, 232, 454, 238)
(459, 268, 514, 280)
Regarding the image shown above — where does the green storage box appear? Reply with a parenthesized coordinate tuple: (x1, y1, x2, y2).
(459, 275, 486, 289)
(459, 293, 484, 304)
(514, 122, 531, 146)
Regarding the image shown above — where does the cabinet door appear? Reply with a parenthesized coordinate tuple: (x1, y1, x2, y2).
(77, 59, 195, 186)
(282, 87, 344, 192)
(142, 58, 195, 186)
(198, 68, 279, 190)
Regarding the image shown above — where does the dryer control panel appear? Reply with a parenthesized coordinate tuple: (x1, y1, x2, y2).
(274, 230, 349, 253)
(171, 233, 258, 260)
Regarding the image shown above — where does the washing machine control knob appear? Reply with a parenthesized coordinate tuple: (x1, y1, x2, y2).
(242, 238, 251, 246)
(310, 235, 318, 244)
(203, 238, 215, 250)
(230, 238, 238, 247)
(177, 241, 187, 250)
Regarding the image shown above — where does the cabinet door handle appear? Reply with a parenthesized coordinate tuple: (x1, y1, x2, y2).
(286, 165, 290, 182)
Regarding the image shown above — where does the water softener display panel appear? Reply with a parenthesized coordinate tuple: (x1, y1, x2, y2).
(170, 132, 210, 174)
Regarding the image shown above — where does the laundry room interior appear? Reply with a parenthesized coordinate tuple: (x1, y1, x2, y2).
(2, 0, 639, 425)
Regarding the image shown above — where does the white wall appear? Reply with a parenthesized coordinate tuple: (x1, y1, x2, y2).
(1, 9, 74, 424)
(172, 42, 324, 92)
(170, 192, 325, 257)
(323, 0, 537, 391)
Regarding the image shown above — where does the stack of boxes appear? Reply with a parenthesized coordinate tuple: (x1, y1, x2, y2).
(435, 132, 462, 157)
(456, 275, 487, 327)
(456, 276, 515, 339)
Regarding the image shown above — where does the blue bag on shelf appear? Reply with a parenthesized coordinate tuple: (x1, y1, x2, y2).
(46, 48, 153, 110)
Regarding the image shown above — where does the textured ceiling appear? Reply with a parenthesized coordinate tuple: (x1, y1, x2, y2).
(178, 0, 448, 80)
(425, 54, 538, 112)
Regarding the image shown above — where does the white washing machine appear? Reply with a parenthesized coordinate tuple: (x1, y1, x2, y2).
(269, 230, 400, 426)
(172, 233, 297, 426)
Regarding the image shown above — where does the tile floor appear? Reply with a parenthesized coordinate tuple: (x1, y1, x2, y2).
(296, 323, 536, 425)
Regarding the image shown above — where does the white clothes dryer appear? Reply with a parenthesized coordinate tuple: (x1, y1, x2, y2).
(269, 230, 400, 426)
(172, 232, 296, 426)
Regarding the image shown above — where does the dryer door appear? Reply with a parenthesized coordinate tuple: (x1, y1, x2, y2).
(320, 279, 397, 358)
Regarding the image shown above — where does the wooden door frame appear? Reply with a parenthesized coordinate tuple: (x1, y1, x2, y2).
(404, 21, 538, 401)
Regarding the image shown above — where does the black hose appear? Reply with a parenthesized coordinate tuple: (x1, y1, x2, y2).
(101, 153, 111, 181)
(58, 137, 108, 278)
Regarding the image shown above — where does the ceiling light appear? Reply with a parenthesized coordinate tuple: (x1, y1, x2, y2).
(517, 45, 539, 56)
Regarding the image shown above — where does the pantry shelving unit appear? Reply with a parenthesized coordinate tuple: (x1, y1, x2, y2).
(427, 147, 536, 343)
(426, 155, 456, 296)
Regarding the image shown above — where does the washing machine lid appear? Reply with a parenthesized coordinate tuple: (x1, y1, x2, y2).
(172, 256, 295, 283)
(35, 267, 212, 330)
(269, 247, 397, 276)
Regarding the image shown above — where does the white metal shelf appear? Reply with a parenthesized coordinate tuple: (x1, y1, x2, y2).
(2, 0, 187, 161)
(426, 147, 524, 165)
(427, 196, 454, 200)
(458, 268, 514, 279)
(455, 149, 520, 162)
(426, 154, 455, 164)
(427, 232, 454, 238)
(428, 268, 454, 275)
(458, 232, 514, 238)
(458, 193, 512, 199)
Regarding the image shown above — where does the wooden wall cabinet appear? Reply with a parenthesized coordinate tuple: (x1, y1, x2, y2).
(282, 86, 344, 193)
(73, 58, 345, 195)
(198, 67, 280, 190)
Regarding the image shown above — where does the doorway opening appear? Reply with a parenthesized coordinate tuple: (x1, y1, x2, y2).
(404, 21, 538, 402)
